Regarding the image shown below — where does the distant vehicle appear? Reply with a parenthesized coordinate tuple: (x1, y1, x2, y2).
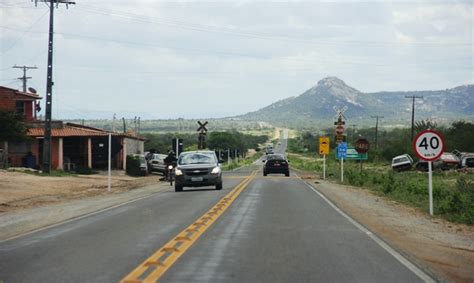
(460, 154, 474, 168)
(148, 153, 168, 174)
(174, 151, 223, 192)
(132, 154, 148, 176)
(415, 152, 460, 172)
(263, 154, 289, 176)
(438, 152, 460, 170)
(266, 143, 274, 155)
(391, 154, 413, 172)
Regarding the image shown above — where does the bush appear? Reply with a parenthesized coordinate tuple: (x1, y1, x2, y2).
(438, 177, 474, 224)
(74, 166, 97, 175)
(126, 155, 141, 176)
(346, 169, 369, 186)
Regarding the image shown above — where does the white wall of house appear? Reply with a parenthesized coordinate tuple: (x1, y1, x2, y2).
(124, 138, 144, 155)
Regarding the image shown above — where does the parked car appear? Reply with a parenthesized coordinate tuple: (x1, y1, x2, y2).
(438, 152, 460, 170)
(132, 154, 148, 176)
(460, 154, 474, 168)
(174, 150, 223, 192)
(263, 154, 289, 176)
(391, 154, 413, 172)
(415, 152, 461, 172)
(148, 153, 168, 174)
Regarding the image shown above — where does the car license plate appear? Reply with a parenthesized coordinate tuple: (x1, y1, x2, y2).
(191, 177, 203, 182)
(274, 163, 280, 166)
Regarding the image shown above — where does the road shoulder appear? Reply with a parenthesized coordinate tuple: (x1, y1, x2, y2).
(0, 182, 170, 242)
(299, 174, 474, 283)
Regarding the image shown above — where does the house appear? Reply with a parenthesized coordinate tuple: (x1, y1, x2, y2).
(0, 86, 41, 121)
(1, 86, 144, 170)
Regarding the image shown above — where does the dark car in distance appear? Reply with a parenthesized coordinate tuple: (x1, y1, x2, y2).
(263, 154, 289, 177)
(174, 151, 223, 192)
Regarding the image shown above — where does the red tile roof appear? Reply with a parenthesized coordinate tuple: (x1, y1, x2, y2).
(27, 123, 144, 140)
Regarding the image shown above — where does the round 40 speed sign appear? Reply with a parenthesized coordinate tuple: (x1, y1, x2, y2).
(413, 130, 445, 161)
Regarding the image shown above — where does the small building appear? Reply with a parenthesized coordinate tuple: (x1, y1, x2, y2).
(1, 85, 144, 170)
(0, 86, 41, 121)
(25, 122, 144, 170)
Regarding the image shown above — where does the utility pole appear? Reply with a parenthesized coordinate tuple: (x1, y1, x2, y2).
(351, 124, 356, 143)
(34, 0, 75, 174)
(12, 65, 38, 92)
(112, 113, 116, 132)
(371, 116, 384, 151)
(405, 95, 424, 142)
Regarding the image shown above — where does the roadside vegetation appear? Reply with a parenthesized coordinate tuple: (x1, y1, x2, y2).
(143, 130, 268, 157)
(287, 120, 474, 225)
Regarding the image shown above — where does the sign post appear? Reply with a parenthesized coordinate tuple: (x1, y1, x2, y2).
(108, 133, 112, 192)
(319, 137, 330, 180)
(413, 130, 445, 216)
(355, 138, 370, 172)
(197, 121, 208, 150)
(337, 142, 347, 183)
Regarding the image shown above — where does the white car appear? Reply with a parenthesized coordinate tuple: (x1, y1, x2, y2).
(148, 153, 168, 174)
(392, 154, 413, 172)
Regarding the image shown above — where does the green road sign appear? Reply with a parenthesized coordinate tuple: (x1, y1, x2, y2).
(335, 147, 368, 160)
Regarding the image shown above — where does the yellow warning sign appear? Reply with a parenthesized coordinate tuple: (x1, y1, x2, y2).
(319, 137, 330, 155)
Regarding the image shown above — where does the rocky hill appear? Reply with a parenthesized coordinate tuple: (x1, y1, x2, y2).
(238, 77, 474, 127)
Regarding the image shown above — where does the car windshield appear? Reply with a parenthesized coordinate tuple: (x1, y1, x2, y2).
(153, 154, 167, 160)
(179, 152, 216, 165)
(267, 154, 285, 161)
(394, 157, 409, 163)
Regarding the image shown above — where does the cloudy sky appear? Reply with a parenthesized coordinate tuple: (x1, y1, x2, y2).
(1, 0, 472, 119)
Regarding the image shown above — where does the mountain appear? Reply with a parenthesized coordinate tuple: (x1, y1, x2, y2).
(238, 77, 474, 127)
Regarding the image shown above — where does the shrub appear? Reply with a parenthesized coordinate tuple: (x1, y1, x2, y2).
(74, 166, 97, 175)
(126, 155, 141, 176)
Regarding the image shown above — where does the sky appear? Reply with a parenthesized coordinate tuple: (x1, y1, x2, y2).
(0, 0, 472, 119)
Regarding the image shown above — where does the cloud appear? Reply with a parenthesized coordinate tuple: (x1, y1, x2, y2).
(0, 0, 472, 119)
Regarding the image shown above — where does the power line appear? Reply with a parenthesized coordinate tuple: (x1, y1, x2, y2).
(75, 3, 473, 47)
(0, 9, 49, 55)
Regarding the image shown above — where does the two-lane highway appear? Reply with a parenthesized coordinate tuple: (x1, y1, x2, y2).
(0, 136, 433, 282)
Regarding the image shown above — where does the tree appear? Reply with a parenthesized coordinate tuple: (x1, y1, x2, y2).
(0, 110, 28, 167)
(0, 110, 28, 142)
(445, 121, 474, 152)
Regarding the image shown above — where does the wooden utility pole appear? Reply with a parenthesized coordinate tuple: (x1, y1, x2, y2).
(12, 65, 38, 92)
(371, 116, 384, 151)
(405, 95, 424, 142)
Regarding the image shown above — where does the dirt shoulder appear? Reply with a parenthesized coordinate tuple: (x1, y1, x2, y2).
(0, 169, 162, 213)
(0, 169, 169, 241)
(298, 172, 474, 283)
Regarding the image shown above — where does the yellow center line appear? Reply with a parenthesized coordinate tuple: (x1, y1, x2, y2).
(120, 170, 257, 283)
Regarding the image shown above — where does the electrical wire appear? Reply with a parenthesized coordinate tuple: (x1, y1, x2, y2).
(75, 3, 472, 47)
(0, 9, 48, 55)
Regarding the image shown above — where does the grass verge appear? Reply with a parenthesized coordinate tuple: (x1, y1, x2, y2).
(289, 153, 474, 225)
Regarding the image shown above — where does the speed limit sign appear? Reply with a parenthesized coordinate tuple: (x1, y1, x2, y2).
(413, 130, 445, 161)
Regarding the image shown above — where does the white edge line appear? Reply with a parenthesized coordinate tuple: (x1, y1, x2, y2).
(302, 181, 436, 283)
(0, 190, 166, 244)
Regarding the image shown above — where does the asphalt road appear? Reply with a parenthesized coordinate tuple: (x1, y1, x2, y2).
(0, 136, 431, 282)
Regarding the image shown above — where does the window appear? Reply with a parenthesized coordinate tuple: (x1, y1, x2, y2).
(15, 101, 25, 115)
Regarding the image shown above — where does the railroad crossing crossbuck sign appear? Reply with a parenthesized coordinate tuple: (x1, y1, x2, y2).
(197, 121, 208, 150)
(413, 130, 444, 161)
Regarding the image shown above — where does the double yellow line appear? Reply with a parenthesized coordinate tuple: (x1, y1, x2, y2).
(121, 170, 257, 283)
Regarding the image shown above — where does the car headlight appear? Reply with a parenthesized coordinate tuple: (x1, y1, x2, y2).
(211, 166, 221, 175)
(168, 165, 174, 170)
(175, 168, 183, 176)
